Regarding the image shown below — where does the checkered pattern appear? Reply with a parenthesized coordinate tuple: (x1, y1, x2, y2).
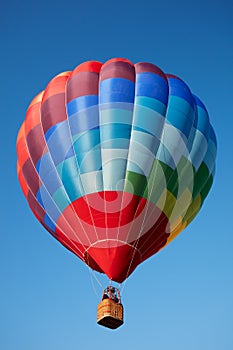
(16, 59, 217, 282)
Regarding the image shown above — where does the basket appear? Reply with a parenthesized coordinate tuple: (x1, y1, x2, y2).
(97, 298, 124, 329)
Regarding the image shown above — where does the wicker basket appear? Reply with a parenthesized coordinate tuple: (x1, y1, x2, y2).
(97, 298, 124, 329)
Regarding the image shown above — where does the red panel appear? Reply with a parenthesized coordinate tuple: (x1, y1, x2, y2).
(56, 204, 98, 245)
(104, 58, 134, 67)
(70, 191, 146, 228)
(17, 163, 29, 198)
(85, 243, 141, 283)
(135, 62, 167, 80)
(166, 74, 182, 80)
(22, 159, 41, 195)
(27, 190, 86, 263)
(25, 96, 43, 135)
(42, 73, 70, 103)
(16, 123, 25, 145)
(71, 61, 102, 76)
(56, 225, 86, 261)
(55, 191, 169, 282)
(66, 71, 99, 102)
(100, 59, 135, 82)
(27, 91, 44, 110)
(135, 213, 169, 262)
(17, 136, 29, 168)
(84, 209, 169, 282)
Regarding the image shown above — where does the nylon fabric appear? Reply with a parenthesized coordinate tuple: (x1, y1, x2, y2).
(16, 58, 217, 283)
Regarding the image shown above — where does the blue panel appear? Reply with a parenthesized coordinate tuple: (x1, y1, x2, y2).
(44, 214, 56, 234)
(192, 104, 198, 130)
(101, 138, 130, 149)
(36, 153, 53, 175)
(132, 104, 165, 138)
(101, 123, 131, 143)
(209, 124, 217, 147)
(167, 96, 194, 120)
(156, 143, 176, 169)
(45, 124, 59, 142)
(135, 72, 168, 105)
(56, 157, 83, 199)
(62, 177, 83, 201)
(135, 96, 167, 116)
(36, 153, 61, 194)
(52, 187, 71, 212)
(45, 120, 74, 165)
(131, 130, 160, 154)
(65, 146, 75, 160)
(100, 101, 133, 112)
(99, 78, 135, 104)
(166, 109, 193, 139)
(193, 94, 208, 113)
(133, 125, 153, 135)
(168, 77, 195, 109)
(189, 130, 208, 169)
(36, 185, 61, 222)
(99, 105, 133, 124)
(73, 128, 100, 153)
(69, 106, 99, 135)
(76, 150, 102, 174)
(56, 156, 79, 178)
(195, 105, 210, 138)
(36, 187, 44, 208)
(67, 95, 98, 116)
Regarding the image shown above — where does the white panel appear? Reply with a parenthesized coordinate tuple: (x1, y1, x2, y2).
(188, 129, 208, 170)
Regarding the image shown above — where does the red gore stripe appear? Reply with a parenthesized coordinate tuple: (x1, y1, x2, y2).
(70, 191, 146, 228)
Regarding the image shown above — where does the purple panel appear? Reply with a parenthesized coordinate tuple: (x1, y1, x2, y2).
(100, 61, 135, 82)
(26, 125, 47, 165)
(27, 190, 46, 221)
(41, 93, 67, 133)
(22, 159, 41, 195)
(66, 72, 99, 103)
(135, 62, 167, 80)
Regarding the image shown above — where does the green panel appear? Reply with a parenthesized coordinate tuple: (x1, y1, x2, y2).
(145, 159, 168, 203)
(124, 171, 148, 198)
(124, 159, 184, 202)
(192, 162, 210, 199)
(183, 194, 202, 225)
(185, 207, 200, 226)
(175, 156, 195, 197)
(157, 160, 178, 198)
(124, 159, 213, 217)
(158, 190, 177, 219)
(200, 174, 213, 201)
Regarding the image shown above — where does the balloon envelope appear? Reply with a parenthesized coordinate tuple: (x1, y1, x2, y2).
(16, 58, 217, 283)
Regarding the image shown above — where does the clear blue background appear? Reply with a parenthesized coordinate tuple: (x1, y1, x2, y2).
(1, 0, 233, 349)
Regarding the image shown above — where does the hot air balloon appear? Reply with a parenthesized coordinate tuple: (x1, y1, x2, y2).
(16, 58, 217, 329)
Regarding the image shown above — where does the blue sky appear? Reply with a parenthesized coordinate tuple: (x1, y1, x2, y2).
(1, 0, 233, 349)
